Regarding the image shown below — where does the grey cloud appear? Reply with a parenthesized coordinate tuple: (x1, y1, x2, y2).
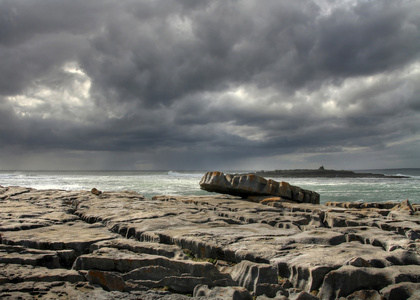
(0, 0, 97, 96)
(0, 0, 110, 45)
(86, 0, 321, 106)
(314, 0, 420, 77)
(1, 0, 420, 170)
(80, 0, 420, 110)
(0, 33, 86, 95)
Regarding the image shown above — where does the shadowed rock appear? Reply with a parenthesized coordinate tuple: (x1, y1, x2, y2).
(229, 260, 278, 294)
(193, 284, 252, 299)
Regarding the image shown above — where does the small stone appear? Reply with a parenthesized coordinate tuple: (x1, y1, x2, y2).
(91, 188, 102, 195)
(345, 257, 372, 268)
(405, 229, 420, 240)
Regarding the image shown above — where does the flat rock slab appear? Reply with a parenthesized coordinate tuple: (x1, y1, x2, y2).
(1, 221, 120, 255)
(0, 186, 419, 299)
(0, 244, 62, 268)
(0, 263, 84, 283)
(0, 280, 182, 300)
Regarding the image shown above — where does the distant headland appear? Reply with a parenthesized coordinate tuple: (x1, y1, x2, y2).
(252, 166, 410, 178)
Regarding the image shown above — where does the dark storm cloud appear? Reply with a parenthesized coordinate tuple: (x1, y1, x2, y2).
(79, 0, 324, 107)
(0, 0, 110, 95)
(314, 0, 420, 77)
(1, 0, 420, 170)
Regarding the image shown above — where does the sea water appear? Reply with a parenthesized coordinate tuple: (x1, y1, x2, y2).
(1, 169, 419, 204)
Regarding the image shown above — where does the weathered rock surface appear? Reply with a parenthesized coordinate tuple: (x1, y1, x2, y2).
(1, 185, 419, 299)
(318, 264, 420, 299)
(229, 260, 278, 294)
(199, 171, 320, 204)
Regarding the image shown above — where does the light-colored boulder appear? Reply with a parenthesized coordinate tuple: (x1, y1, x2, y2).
(199, 172, 320, 204)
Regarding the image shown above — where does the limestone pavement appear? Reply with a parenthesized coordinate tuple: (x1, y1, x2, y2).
(0, 186, 419, 299)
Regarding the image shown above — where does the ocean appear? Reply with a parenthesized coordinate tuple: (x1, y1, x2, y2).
(1, 169, 419, 204)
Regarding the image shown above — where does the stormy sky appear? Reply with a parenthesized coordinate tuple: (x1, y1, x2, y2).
(1, 0, 419, 171)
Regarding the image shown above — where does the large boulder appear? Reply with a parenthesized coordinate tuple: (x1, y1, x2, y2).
(199, 172, 320, 204)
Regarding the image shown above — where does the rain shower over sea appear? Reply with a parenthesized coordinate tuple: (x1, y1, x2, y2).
(1, 169, 420, 204)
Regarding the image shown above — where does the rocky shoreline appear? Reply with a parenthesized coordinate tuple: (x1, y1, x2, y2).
(253, 167, 409, 178)
(1, 186, 419, 299)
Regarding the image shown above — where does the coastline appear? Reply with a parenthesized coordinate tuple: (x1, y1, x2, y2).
(1, 185, 419, 299)
(253, 167, 410, 178)
(1, 169, 419, 204)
